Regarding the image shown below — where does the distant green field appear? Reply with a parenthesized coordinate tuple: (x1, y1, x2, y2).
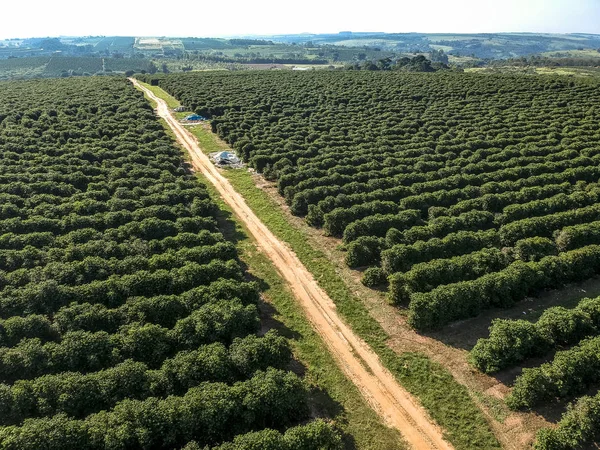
(426, 34, 480, 42)
(181, 38, 231, 50)
(330, 39, 398, 47)
(94, 37, 134, 53)
(0, 55, 157, 79)
(0, 57, 48, 79)
(104, 58, 155, 72)
(542, 49, 600, 58)
(44, 57, 103, 75)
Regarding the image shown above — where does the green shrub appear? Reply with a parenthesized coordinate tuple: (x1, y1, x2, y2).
(513, 237, 558, 262)
(361, 267, 387, 288)
(534, 392, 600, 450)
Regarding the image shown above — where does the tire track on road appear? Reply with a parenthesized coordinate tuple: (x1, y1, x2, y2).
(132, 78, 453, 450)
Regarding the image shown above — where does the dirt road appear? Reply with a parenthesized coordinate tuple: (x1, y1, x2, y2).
(132, 79, 454, 450)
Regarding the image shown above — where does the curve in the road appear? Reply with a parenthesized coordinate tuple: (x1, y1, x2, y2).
(132, 78, 454, 450)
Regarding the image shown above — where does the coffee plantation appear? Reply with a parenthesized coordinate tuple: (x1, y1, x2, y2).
(0, 77, 341, 449)
(144, 70, 600, 449)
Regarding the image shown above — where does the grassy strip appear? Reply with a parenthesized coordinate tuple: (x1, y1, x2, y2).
(139, 81, 181, 109)
(136, 83, 158, 109)
(133, 81, 188, 147)
(203, 182, 406, 450)
(217, 168, 501, 449)
(145, 84, 501, 449)
(137, 80, 405, 449)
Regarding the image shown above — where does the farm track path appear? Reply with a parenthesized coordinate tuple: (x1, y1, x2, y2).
(132, 78, 453, 450)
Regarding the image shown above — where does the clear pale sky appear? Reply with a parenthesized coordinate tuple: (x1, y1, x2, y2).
(3, 0, 600, 39)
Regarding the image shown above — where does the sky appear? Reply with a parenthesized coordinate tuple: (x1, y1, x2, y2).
(2, 0, 600, 39)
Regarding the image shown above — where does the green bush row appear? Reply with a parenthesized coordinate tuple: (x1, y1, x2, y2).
(389, 247, 510, 304)
(381, 229, 499, 274)
(534, 391, 600, 450)
(470, 296, 600, 373)
(0, 259, 243, 317)
(342, 210, 422, 244)
(507, 335, 600, 410)
(408, 245, 600, 330)
(447, 182, 573, 216)
(499, 203, 600, 246)
(0, 331, 289, 425)
(0, 242, 236, 289)
(323, 200, 399, 237)
(498, 187, 600, 225)
(0, 280, 259, 348)
(0, 300, 258, 383)
(0, 368, 308, 450)
(202, 419, 342, 450)
(555, 219, 600, 252)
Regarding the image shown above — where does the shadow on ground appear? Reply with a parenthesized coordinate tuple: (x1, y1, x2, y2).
(210, 188, 353, 446)
(424, 276, 600, 352)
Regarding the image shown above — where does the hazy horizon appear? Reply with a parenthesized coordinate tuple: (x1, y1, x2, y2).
(4, 31, 600, 40)
(4, 0, 600, 40)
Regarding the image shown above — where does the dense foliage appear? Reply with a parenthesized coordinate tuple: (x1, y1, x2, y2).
(147, 71, 600, 328)
(344, 55, 449, 72)
(197, 420, 343, 450)
(0, 57, 156, 80)
(470, 296, 600, 373)
(0, 77, 340, 448)
(146, 70, 600, 448)
(507, 335, 600, 410)
(534, 391, 600, 450)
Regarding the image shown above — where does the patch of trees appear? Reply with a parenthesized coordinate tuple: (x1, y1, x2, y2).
(389, 247, 510, 304)
(0, 369, 309, 449)
(143, 65, 600, 448)
(344, 55, 449, 72)
(185, 53, 329, 65)
(145, 70, 600, 339)
(381, 229, 499, 273)
(0, 331, 289, 425)
(228, 39, 274, 46)
(0, 77, 339, 447)
(499, 203, 600, 246)
(205, 419, 343, 450)
(490, 55, 600, 68)
(429, 49, 449, 64)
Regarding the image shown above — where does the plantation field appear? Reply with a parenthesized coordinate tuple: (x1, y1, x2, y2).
(93, 36, 135, 53)
(541, 49, 600, 59)
(147, 70, 600, 449)
(44, 56, 103, 75)
(0, 77, 342, 449)
(0, 57, 49, 80)
(0, 56, 156, 79)
(43, 57, 155, 76)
